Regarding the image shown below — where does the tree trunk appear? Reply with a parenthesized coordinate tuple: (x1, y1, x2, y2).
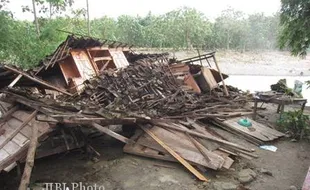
(226, 32, 230, 50)
(49, 2, 52, 19)
(32, 0, 40, 36)
(86, 0, 90, 35)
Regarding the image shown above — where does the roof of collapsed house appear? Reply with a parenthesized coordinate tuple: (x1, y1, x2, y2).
(0, 35, 286, 188)
(35, 35, 133, 74)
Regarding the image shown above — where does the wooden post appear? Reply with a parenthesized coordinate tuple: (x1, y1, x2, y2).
(212, 55, 229, 96)
(196, 48, 203, 66)
(18, 121, 39, 190)
(253, 99, 258, 120)
(141, 125, 208, 182)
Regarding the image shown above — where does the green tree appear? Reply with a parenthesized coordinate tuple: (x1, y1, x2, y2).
(212, 8, 246, 50)
(246, 13, 279, 50)
(91, 16, 117, 40)
(278, 0, 310, 56)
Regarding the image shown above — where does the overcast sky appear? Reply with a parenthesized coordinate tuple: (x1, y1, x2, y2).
(7, 0, 281, 20)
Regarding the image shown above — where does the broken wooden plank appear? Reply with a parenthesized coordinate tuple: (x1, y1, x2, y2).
(186, 133, 211, 162)
(0, 110, 37, 150)
(3, 140, 21, 155)
(11, 111, 50, 134)
(4, 162, 17, 172)
(0, 105, 19, 123)
(4, 65, 72, 96)
(18, 121, 38, 190)
(140, 125, 208, 182)
(152, 120, 254, 153)
(7, 119, 32, 139)
(0, 119, 52, 171)
(223, 117, 284, 142)
(196, 67, 218, 91)
(92, 123, 134, 144)
(211, 120, 263, 146)
(123, 129, 175, 162)
(0, 149, 10, 161)
(138, 126, 224, 169)
(8, 74, 23, 88)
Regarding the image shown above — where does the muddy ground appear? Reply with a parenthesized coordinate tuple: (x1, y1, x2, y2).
(1, 51, 310, 190)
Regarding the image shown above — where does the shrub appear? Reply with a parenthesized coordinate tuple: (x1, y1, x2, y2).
(277, 110, 310, 140)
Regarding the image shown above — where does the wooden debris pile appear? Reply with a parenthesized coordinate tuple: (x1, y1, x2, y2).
(56, 61, 252, 120)
(0, 44, 285, 188)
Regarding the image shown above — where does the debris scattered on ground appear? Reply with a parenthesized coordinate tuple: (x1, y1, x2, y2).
(0, 35, 291, 189)
(259, 145, 278, 152)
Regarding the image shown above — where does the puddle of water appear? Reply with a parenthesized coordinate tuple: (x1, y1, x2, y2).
(225, 75, 310, 105)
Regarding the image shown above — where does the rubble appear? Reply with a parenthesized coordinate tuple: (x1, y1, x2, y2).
(0, 35, 287, 188)
(238, 169, 257, 184)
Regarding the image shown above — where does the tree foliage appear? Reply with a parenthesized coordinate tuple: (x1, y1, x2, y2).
(279, 0, 310, 56)
(0, 5, 281, 68)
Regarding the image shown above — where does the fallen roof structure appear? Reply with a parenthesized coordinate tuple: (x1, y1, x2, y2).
(0, 35, 285, 189)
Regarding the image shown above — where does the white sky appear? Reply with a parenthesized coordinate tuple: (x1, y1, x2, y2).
(7, 0, 281, 20)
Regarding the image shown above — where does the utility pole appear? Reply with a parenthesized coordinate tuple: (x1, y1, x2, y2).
(32, 0, 40, 36)
(86, 0, 90, 35)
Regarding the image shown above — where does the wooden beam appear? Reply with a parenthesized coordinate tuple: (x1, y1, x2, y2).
(140, 125, 208, 182)
(212, 56, 229, 96)
(18, 121, 39, 190)
(186, 133, 211, 162)
(0, 110, 38, 150)
(8, 74, 23, 88)
(92, 123, 134, 144)
(152, 120, 254, 153)
(86, 49, 99, 76)
(100, 60, 111, 72)
(87, 47, 109, 51)
(94, 56, 112, 62)
(3, 65, 73, 96)
(36, 115, 138, 125)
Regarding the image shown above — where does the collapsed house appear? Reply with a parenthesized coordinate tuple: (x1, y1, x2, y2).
(0, 35, 285, 187)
